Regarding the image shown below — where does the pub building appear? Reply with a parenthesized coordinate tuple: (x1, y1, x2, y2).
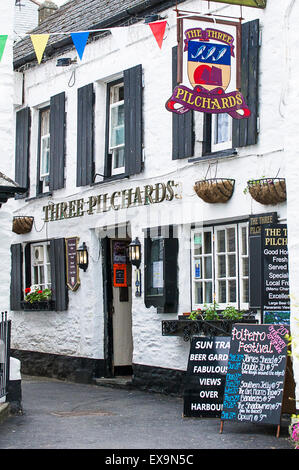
(8, 0, 298, 408)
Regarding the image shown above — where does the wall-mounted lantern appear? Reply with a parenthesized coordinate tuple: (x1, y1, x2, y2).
(128, 237, 141, 269)
(76, 242, 89, 272)
(128, 237, 142, 297)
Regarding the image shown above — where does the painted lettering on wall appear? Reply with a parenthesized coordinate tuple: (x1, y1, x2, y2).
(42, 180, 181, 222)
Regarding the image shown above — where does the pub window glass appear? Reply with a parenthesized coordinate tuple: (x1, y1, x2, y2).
(215, 225, 237, 307)
(148, 237, 164, 296)
(192, 229, 213, 305)
(109, 83, 125, 176)
(31, 242, 51, 291)
(211, 113, 232, 153)
(191, 223, 249, 310)
(239, 223, 249, 306)
(39, 107, 50, 192)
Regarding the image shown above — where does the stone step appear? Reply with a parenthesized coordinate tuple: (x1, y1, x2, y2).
(0, 403, 10, 424)
(93, 376, 133, 390)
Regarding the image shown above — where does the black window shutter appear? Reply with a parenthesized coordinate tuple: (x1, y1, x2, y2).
(77, 83, 94, 186)
(50, 92, 65, 191)
(164, 237, 179, 312)
(233, 19, 259, 148)
(50, 238, 68, 311)
(249, 236, 262, 308)
(144, 230, 178, 313)
(15, 107, 30, 199)
(172, 46, 193, 160)
(124, 64, 143, 176)
(10, 244, 23, 310)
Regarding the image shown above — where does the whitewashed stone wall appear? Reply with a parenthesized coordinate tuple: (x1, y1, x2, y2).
(283, 0, 299, 410)
(7, 0, 298, 402)
(0, 2, 15, 313)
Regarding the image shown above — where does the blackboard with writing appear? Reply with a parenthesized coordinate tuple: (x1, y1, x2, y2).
(262, 224, 290, 324)
(221, 324, 289, 426)
(184, 336, 231, 417)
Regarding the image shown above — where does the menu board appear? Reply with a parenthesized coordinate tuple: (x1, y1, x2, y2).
(262, 224, 290, 324)
(65, 237, 80, 291)
(184, 336, 231, 417)
(221, 324, 289, 426)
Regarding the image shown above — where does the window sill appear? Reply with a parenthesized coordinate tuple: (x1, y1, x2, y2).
(25, 191, 52, 202)
(188, 148, 238, 164)
(162, 315, 257, 341)
(91, 173, 129, 186)
(21, 300, 55, 311)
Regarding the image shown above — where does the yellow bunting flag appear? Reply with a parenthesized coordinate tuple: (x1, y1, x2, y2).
(30, 34, 50, 64)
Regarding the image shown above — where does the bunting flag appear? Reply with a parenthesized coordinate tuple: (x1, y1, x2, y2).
(30, 34, 50, 64)
(111, 27, 129, 50)
(1, 20, 168, 64)
(0, 35, 8, 62)
(71, 32, 89, 60)
(149, 21, 167, 49)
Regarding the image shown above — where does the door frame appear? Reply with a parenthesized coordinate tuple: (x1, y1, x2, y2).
(101, 232, 132, 377)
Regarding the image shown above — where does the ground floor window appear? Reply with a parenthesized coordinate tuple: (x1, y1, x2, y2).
(191, 222, 249, 310)
(31, 242, 51, 291)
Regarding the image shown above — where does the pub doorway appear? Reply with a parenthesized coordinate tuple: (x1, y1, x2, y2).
(101, 234, 133, 378)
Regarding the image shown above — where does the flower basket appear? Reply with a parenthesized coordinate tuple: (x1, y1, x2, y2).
(21, 300, 55, 311)
(194, 178, 235, 203)
(12, 216, 34, 234)
(247, 178, 286, 205)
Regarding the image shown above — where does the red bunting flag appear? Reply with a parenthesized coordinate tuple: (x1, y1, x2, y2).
(149, 21, 167, 49)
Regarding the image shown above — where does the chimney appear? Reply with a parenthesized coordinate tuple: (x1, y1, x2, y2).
(38, 1, 58, 24)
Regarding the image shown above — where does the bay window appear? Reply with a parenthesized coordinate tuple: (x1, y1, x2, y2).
(191, 222, 249, 311)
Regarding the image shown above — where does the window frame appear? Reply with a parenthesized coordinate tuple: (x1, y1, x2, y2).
(105, 78, 126, 178)
(211, 113, 233, 153)
(30, 241, 51, 291)
(37, 105, 50, 194)
(108, 82, 125, 176)
(191, 222, 249, 311)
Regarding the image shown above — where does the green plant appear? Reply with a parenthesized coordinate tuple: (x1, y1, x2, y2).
(188, 309, 203, 320)
(222, 305, 243, 320)
(203, 301, 219, 320)
(243, 176, 266, 194)
(24, 287, 52, 304)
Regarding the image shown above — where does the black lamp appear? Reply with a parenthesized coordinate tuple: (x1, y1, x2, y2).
(128, 237, 141, 269)
(128, 237, 142, 297)
(77, 242, 89, 272)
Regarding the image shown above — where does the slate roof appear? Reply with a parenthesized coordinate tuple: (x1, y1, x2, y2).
(13, 0, 180, 68)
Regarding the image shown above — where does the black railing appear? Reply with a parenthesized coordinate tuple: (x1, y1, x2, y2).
(0, 312, 11, 400)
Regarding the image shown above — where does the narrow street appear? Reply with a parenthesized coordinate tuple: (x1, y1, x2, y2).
(0, 376, 294, 451)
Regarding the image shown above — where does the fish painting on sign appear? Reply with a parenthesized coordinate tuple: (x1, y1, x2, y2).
(166, 25, 251, 120)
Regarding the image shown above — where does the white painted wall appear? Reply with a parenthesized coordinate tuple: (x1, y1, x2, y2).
(7, 0, 298, 402)
(0, 2, 15, 313)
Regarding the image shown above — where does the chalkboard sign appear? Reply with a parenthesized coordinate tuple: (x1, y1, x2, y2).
(221, 324, 289, 428)
(65, 237, 80, 291)
(184, 336, 231, 417)
(262, 225, 290, 324)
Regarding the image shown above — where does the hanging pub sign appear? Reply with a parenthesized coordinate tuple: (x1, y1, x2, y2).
(65, 237, 80, 291)
(166, 16, 250, 120)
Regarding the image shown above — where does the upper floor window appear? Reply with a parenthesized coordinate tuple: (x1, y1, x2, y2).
(39, 107, 50, 192)
(211, 114, 232, 152)
(109, 82, 125, 176)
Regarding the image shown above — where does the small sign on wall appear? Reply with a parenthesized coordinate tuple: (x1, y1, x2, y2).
(113, 264, 127, 288)
(65, 237, 80, 291)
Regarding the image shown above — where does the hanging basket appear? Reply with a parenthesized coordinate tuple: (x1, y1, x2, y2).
(247, 178, 286, 205)
(194, 178, 235, 203)
(12, 216, 34, 234)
